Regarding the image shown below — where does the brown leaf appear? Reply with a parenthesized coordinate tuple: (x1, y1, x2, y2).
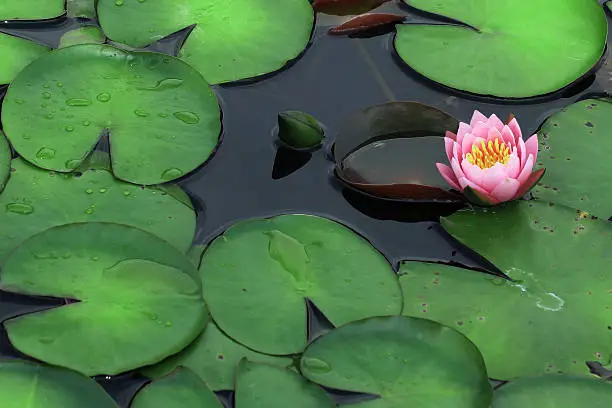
(312, 0, 389, 16)
(506, 113, 516, 124)
(328, 13, 405, 36)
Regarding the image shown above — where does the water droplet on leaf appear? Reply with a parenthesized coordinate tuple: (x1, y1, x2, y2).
(173, 111, 200, 124)
(302, 357, 332, 373)
(36, 147, 56, 160)
(97, 93, 111, 102)
(6, 203, 34, 215)
(66, 98, 92, 107)
(134, 109, 149, 117)
(161, 168, 183, 180)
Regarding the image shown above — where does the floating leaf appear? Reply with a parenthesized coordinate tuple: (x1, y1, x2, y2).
(329, 13, 405, 36)
(312, 0, 389, 15)
(142, 322, 293, 390)
(277, 111, 324, 149)
(1, 43, 221, 185)
(491, 374, 612, 407)
(0, 0, 64, 19)
(236, 360, 335, 407)
(0, 33, 49, 84)
(199, 214, 402, 355)
(395, 0, 607, 97)
(1, 222, 207, 376)
(0, 131, 11, 193)
(533, 98, 612, 219)
(97, 0, 314, 84)
(301, 315, 492, 408)
(0, 157, 195, 260)
(131, 367, 223, 408)
(67, 0, 97, 19)
(400, 200, 612, 379)
(59, 26, 106, 48)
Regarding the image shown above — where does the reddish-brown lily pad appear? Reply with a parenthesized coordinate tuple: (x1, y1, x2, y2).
(328, 13, 405, 36)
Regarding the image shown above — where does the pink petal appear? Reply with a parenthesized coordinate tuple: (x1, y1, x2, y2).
(456, 122, 471, 145)
(507, 118, 523, 142)
(486, 114, 505, 132)
(505, 153, 521, 179)
(501, 125, 516, 148)
(445, 137, 455, 162)
(461, 158, 485, 187)
(486, 127, 503, 144)
(517, 154, 535, 185)
(445, 130, 457, 141)
(436, 163, 460, 190)
(458, 176, 498, 203)
(480, 162, 510, 192)
(490, 178, 521, 202)
(470, 123, 489, 138)
(453, 139, 460, 160)
(518, 136, 527, 167)
(451, 156, 466, 181)
(462, 133, 476, 156)
(470, 110, 488, 127)
(524, 134, 539, 160)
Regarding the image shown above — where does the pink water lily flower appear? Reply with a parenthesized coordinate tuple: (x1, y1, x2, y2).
(436, 110, 545, 205)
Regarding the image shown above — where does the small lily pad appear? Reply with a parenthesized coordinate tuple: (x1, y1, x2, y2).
(277, 111, 324, 150)
(236, 360, 335, 407)
(401, 200, 612, 379)
(142, 322, 293, 391)
(491, 374, 612, 407)
(0, 33, 49, 84)
(0, 157, 195, 260)
(533, 98, 612, 219)
(2, 43, 221, 185)
(59, 26, 106, 48)
(0, 0, 64, 19)
(131, 367, 223, 408)
(97, 0, 314, 84)
(1, 222, 208, 376)
(301, 315, 492, 408)
(0, 360, 118, 408)
(199, 214, 402, 355)
(395, 0, 607, 97)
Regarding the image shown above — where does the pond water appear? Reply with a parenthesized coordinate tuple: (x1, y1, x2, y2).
(0, 1, 611, 407)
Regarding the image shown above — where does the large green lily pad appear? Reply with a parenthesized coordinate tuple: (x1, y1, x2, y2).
(199, 214, 402, 355)
(0, 157, 195, 260)
(0, 0, 64, 19)
(491, 374, 612, 407)
(236, 360, 335, 408)
(0, 360, 117, 408)
(301, 315, 492, 408)
(0, 131, 11, 193)
(533, 98, 612, 219)
(395, 0, 607, 97)
(401, 200, 612, 379)
(131, 367, 222, 408)
(0, 33, 49, 84)
(1, 43, 221, 185)
(142, 322, 293, 390)
(1, 222, 208, 376)
(96, 0, 314, 84)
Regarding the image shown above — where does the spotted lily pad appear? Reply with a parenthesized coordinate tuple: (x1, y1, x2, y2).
(236, 360, 335, 407)
(131, 367, 223, 408)
(1, 43, 221, 185)
(1, 222, 208, 376)
(0, 33, 49, 84)
(0, 157, 195, 260)
(301, 315, 492, 408)
(142, 322, 293, 390)
(395, 0, 607, 97)
(491, 374, 612, 407)
(199, 214, 402, 355)
(400, 200, 612, 379)
(97, 0, 314, 84)
(0, 0, 64, 19)
(533, 98, 612, 219)
(0, 360, 117, 408)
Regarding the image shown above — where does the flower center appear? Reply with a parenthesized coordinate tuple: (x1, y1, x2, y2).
(465, 139, 510, 169)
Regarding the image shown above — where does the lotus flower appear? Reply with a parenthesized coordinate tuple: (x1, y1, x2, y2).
(436, 111, 545, 205)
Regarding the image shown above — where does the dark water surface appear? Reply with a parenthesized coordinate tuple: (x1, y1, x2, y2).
(1, 3, 612, 406)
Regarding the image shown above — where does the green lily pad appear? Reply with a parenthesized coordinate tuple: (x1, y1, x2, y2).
(277, 111, 324, 150)
(1, 222, 208, 376)
(301, 315, 492, 408)
(533, 98, 612, 219)
(0, 157, 195, 261)
(199, 214, 402, 355)
(491, 374, 612, 407)
(96, 0, 314, 84)
(0, 0, 64, 19)
(67, 0, 97, 18)
(395, 0, 607, 97)
(131, 367, 222, 408)
(142, 322, 293, 390)
(1, 43, 221, 185)
(0, 360, 117, 408)
(400, 200, 612, 379)
(0, 131, 11, 193)
(0, 33, 49, 84)
(59, 26, 106, 48)
(236, 360, 335, 408)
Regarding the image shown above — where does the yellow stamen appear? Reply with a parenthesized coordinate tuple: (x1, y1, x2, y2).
(466, 139, 511, 169)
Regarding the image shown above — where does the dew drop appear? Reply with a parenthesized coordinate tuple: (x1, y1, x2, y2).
(115, 0, 124, 5)
(158, 113, 168, 118)
(99, 188, 107, 194)
(36, 147, 56, 160)
(66, 98, 92, 107)
(44, 113, 54, 120)
(6, 203, 34, 215)
(302, 357, 331, 373)
(85, 207, 94, 215)
(86, 188, 94, 194)
(39, 337, 55, 344)
(161, 168, 183, 180)
(14, 99, 24, 104)
(97, 93, 111, 102)
(65, 125, 75, 132)
(173, 111, 200, 124)
(42, 92, 52, 99)
(57, 82, 63, 87)
(123, 191, 131, 196)
(91, 256, 99, 261)
(138, 78, 183, 90)
(22, 134, 31, 140)
(134, 109, 149, 117)
(83, 120, 91, 126)
(65, 159, 81, 168)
